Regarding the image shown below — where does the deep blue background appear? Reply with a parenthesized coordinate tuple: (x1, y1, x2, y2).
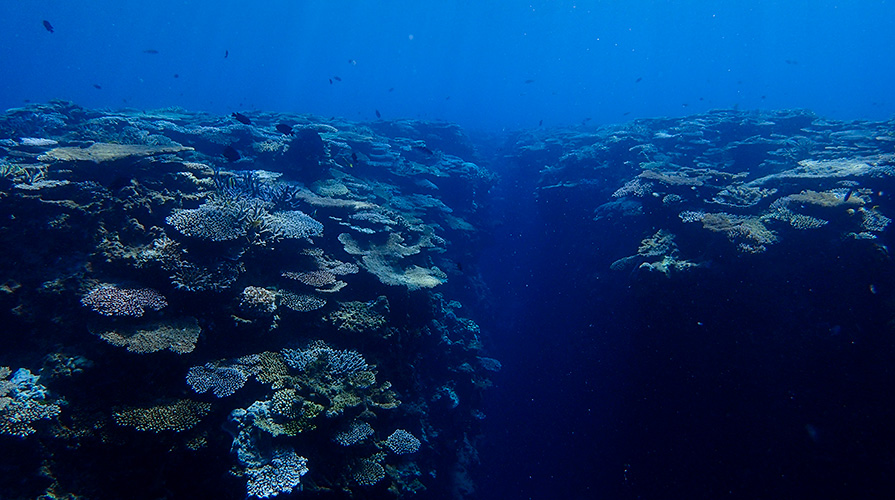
(4, 2, 895, 499)
(2, 1, 894, 132)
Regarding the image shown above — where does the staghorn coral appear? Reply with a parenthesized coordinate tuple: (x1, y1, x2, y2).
(167, 203, 246, 242)
(333, 420, 374, 446)
(325, 297, 389, 334)
(279, 291, 326, 312)
(283, 269, 337, 287)
(80, 284, 168, 317)
(90, 316, 201, 354)
(239, 286, 278, 316)
(245, 447, 309, 499)
(186, 364, 249, 398)
(282, 342, 370, 378)
(170, 261, 243, 292)
(0, 368, 62, 438)
(352, 457, 386, 486)
(113, 399, 211, 432)
(384, 429, 421, 455)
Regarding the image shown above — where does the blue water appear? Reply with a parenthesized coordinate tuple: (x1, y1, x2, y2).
(4, 2, 895, 499)
(3, 1, 894, 132)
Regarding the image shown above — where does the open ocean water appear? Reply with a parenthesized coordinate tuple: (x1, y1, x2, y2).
(1, 2, 895, 499)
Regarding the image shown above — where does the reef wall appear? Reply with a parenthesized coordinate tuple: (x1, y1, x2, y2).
(0, 101, 499, 499)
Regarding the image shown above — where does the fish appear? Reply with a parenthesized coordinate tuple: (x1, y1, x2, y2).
(223, 146, 240, 162)
(275, 123, 293, 135)
(173, 74, 179, 78)
(143, 49, 159, 54)
(375, 109, 381, 119)
(231, 112, 251, 125)
(93, 84, 102, 90)
(333, 76, 342, 82)
(329, 79, 333, 84)
(224, 49, 229, 59)
(635, 77, 642, 83)
(524, 79, 535, 84)
(843, 188, 854, 202)
(351, 152, 358, 164)
(388, 87, 394, 92)
(413, 144, 434, 155)
(538, 119, 543, 127)
(348, 59, 357, 65)
(42, 20, 54, 33)
(785, 59, 798, 65)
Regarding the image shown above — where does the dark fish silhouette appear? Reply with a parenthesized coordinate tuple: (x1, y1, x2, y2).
(348, 59, 357, 65)
(93, 84, 102, 90)
(329, 79, 333, 84)
(843, 188, 854, 202)
(143, 49, 159, 54)
(42, 20, 54, 33)
(635, 77, 642, 83)
(524, 79, 535, 84)
(173, 74, 179, 78)
(785, 59, 798, 65)
(351, 152, 358, 164)
(223, 146, 240, 162)
(413, 144, 434, 155)
(275, 123, 293, 135)
(538, 119, 543, 127)
(388, 87, 394, 92)
(225, 50, 229, 58)
(231, 112, 251, 125)
(333, 76, 342, 82)
(375, 109, 381, 119)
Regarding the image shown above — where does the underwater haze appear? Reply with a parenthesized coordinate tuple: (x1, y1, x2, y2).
(3, 1, 895, 131)
(3, 2, 895, 500)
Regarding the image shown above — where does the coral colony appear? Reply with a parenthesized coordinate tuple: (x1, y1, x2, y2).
(0, 101, 497, 498)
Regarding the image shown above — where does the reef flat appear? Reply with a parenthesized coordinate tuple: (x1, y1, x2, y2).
(0, 101, 498, 499)
(506, 109, 895, 274)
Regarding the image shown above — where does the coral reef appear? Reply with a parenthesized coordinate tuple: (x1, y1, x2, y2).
(0, 101, 497, 499)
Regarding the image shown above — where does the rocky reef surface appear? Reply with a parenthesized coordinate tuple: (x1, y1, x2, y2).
(506, 109, 895, 275)
(0, 101, 498, 499)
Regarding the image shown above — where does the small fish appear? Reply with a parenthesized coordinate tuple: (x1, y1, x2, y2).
(275, 123, 293, 135)
(223, 146, 240, 162)
(42, 20, 54, 33)
(413, 144, 434, 155)
(143, 49, 159, 54)
(173, 73, 179, 78)
(375, 109, 381, 119)
(524, 79, 535, 84)
(635, 77, 642, 83)
(785, 59, 798, 65)
(457, 262, 463, 271)
(388, 87, 394, 92)
(224, 49, 229, 59)
(351, 152, 358, 164)
(333, 76, 342, 82)
(348, 59, 357, 65)
(231, 112, 251, 125)
(843, 188, 854, 202)
(93, 84, 102, 90)
(329, 79, 333, 84)
(538, 119, 543, 127)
